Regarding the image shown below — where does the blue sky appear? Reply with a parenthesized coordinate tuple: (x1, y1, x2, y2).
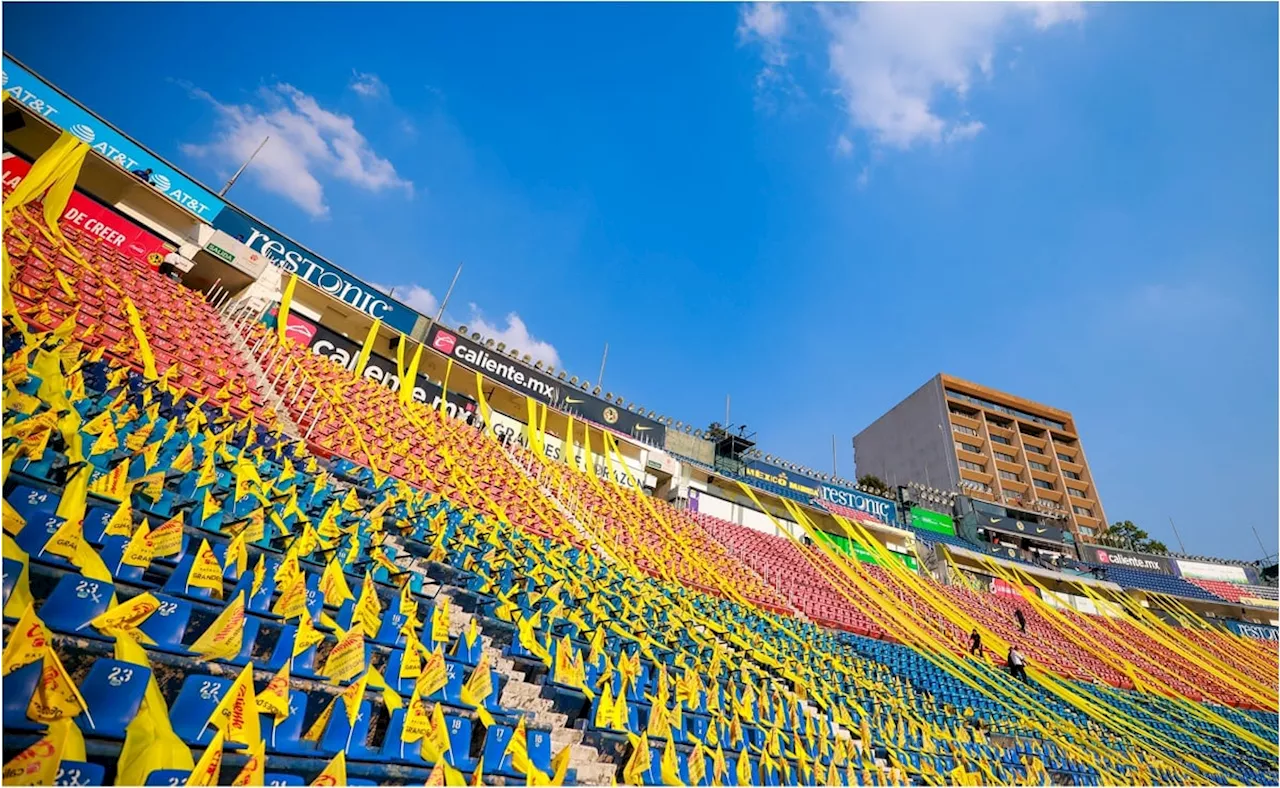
(6, 3, 1276, 560)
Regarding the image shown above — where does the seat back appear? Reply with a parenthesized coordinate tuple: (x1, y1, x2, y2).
(77, 658, 152, 740)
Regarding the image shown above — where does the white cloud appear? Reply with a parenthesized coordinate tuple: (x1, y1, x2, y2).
(945, 119, 986, 143)
(738, 2, 787, 55)
(835, 134, 854, 158)
(818, 3, 1082, 149)
(466, 305, 561, 369)
(370, 282, 439, 316)
(350, 70, 388, 99)
(737, 3, 800, 112)
(182, 83, 412, 218)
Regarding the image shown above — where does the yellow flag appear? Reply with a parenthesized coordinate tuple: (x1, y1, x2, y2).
(273, 574, 309, 621)
(230, 738, 266, 787)
(40, 516, 81, 562)
(321, 625, 366, 683)
(354, 573, 382, 636)
(103, 500, 133, 538)
(185, 729, 225, 787)
(28, 647, 89, 723)
(424, 702, 453, 762)
(459, 653, 496, 727)
(256, 660, 292, 720)
(208, 663, 261, 746)
(319, 559, 355, 607)
(293, 610, 326, 659)
(353, 320, 382, 378)
(623, 733, 651, 785)
(417, 646, 449, 698)
(189, 591, 247, 661)
(188, 539, 225, 598)
(117, 520, 154, 571)
(366, 665, 403, 713)
(148, 513, 184, 558)
(340, 671, 370, 726)
(89, 593, 161, 638)
(2, 604, 51, 675)
(1, 718, 84, 786)
(551, 744, 572, 785)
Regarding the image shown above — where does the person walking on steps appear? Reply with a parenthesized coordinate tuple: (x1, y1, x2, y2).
(1008, 646, 1029, 683)
(1014, 608, 1026, 634)
(968, 628, 983, 656)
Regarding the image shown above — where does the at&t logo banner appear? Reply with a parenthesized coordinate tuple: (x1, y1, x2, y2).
(2, 55, 225, 221)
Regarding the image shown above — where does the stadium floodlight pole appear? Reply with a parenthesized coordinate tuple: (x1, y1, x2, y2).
(219, 136, 270, 197)
(425, 263, 463, 331)
(1168, 516, 1187, 553)
(597, 342, 608, 389)
(831, 434, 838, 476)
(1252, 526, 1271, 561)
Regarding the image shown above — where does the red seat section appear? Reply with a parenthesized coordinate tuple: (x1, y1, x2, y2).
(4, 206, 271, 423)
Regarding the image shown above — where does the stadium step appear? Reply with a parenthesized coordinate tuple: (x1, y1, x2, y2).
(217, 304, 303, 439)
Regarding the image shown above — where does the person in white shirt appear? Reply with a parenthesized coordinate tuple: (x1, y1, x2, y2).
(1008, 646, 1029, 683)
(159, 251, 188, 281)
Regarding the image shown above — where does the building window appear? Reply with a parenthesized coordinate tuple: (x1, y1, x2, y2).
(1024, 445, 1044, 457)
(1033, 479, 1054, 490)
(990, 435, 1012, 446)
(1067, 486, 1088, 499)
(1062, 470, 1081, 480)
(965, 481, 993, 493)
(1029, 461, 1050, 472)
(952, 424, 979, 437)
(959, 460, 986, 473)
(1056, 453, 1073, 463)
(1073, 505, 1093, 517)
(999, 470, 1020, 482)
(1078, 525, 1096, 536)
(956, 441, 982, 455)
(994, 451, 1016, 463)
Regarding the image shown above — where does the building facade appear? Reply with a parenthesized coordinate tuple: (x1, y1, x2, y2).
(853, 373, 1108, 541)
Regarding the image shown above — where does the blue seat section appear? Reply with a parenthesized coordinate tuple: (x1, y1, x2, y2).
(4, 343, 1278, 788)
(1098, 565, 1224, 602)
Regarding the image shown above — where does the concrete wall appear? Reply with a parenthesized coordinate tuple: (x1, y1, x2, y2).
(853, 375, 956, 491)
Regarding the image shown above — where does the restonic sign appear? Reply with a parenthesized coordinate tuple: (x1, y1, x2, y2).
(214, 208, 420, 334)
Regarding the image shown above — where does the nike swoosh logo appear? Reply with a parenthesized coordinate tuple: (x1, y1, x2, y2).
(1036, 527, 1047, 534)
(566, 397, 583, 404)
(989, 517, 1002, 524)
(636, 425, 651, 431)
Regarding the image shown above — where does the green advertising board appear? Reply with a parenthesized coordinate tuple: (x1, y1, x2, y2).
(818, 531, 919, 573)
(910, 506, 956, 536)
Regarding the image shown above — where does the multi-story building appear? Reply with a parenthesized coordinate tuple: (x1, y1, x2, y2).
(853, 373, 1108, 541)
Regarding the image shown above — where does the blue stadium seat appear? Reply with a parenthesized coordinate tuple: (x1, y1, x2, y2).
(77, 658, 151, 740)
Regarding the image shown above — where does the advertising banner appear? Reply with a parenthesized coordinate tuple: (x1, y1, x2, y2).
(3, 152, 174, 262)
(289, 314, 480, 422)
(1174, 560, 1250, 584)
(425, 323, 667, 445)
(3, 56, 225, 222)
(910, 507, 956, 536)
(991, 577, 1041, 599)
(487, 409, 647, 490)
(979, 515, 1065, 544)
(1223, 621, 1279, 641)
(739, 459, 898, 525)
(214, 208, 419, 334)
(1077, 544, 1176, 575)
(819, 484, 898, 526)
